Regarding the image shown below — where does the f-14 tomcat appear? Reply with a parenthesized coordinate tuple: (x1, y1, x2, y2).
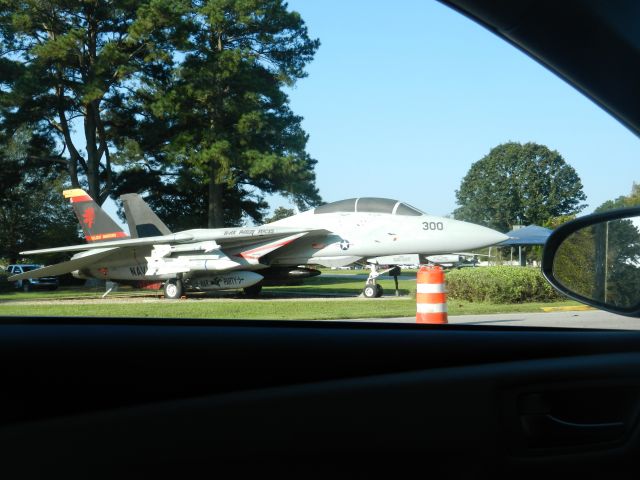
(10, 190, 508, 298)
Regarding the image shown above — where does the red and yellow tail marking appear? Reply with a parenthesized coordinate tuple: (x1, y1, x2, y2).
(63, 188, 129, 243)
(63, 189, 93, 204)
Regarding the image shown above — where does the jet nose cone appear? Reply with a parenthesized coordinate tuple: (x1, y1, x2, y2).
(445, 219, 509, 251)
(476, 226, 509, 246)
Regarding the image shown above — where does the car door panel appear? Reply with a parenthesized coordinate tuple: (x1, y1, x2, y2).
(1, 319, 640, 478)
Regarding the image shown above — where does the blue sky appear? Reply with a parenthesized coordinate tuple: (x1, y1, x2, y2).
(105, 0, 639, 227)
(265, 0, 639, 218)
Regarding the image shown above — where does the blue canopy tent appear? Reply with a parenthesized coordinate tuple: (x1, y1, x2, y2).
(497, 225, 553, 266)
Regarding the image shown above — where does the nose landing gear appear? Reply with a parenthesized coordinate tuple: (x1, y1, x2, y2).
(362, 264, 402, 298)
(363, 282, 384, 298)
(362, 264, 391, 298)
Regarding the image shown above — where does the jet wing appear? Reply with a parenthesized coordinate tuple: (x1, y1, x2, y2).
(8, 248, 119, 281)
(19, 233, 197, 255)
(232, 232, 308, 261)
(20, 228, 327, 256)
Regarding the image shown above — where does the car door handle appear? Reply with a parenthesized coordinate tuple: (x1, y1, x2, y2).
(521, 413, 626, 447)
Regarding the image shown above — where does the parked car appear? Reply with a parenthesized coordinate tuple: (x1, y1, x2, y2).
(6, 265, 59, 292)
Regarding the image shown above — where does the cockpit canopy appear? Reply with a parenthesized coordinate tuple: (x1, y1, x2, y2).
(313, 198, 423, 216)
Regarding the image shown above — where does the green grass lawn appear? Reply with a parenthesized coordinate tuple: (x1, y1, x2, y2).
(268, 275, 415, 296)
(0, 297, 584, 320)
(0, 274, 584, 320)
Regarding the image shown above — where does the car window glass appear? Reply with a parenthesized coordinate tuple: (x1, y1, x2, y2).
(2, 1, 639, 330)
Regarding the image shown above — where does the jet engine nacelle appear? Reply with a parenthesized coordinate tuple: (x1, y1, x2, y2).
(188, 271, 263, 291)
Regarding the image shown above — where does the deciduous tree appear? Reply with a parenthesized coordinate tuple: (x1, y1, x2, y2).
(595, 182, 640, 212)
(454, 142, 586, 232)
(264, 206, 295, 223)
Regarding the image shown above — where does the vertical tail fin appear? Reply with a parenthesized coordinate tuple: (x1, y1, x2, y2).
(120, 193, 172, 238)
(63, 189, 129, 243)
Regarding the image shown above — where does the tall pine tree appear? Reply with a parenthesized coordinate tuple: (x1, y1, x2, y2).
(113, 0, 322, 227)
(0, 0, 187, 203)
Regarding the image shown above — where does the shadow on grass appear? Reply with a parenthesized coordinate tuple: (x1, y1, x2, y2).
(265, 277, 412, 297)
(0, 276, 414, 301)
(0, 285, 158, 302)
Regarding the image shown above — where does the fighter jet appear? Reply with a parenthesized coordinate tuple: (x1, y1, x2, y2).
(9, 190, 508, 298)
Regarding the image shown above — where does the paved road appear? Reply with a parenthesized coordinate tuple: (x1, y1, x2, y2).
(335, 309, 640, 330)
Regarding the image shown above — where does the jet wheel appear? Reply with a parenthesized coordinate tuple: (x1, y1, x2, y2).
(363, 284, 377, 298)
(375, 284, 384, 298)
(164, 279, 183, 299)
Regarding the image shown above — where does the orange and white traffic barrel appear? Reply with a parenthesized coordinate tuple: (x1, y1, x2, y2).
(416, 265, 448, 324)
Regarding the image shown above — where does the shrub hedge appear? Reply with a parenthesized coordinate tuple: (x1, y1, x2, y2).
(445, 266, 564, 304)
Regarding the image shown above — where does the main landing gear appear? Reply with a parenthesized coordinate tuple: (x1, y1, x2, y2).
(163, 279, 183, 299)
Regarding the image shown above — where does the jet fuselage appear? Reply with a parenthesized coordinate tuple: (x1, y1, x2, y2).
(12, 195, 508, 296)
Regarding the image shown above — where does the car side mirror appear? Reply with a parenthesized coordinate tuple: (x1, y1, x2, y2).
(542, 207, 640, 317)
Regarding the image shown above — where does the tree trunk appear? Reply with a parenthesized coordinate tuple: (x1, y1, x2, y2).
(206, 32, 226, 228)
(84, 15, 102, 202)
(84, 102, 100, 201)
(208, 159, 224, 228)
